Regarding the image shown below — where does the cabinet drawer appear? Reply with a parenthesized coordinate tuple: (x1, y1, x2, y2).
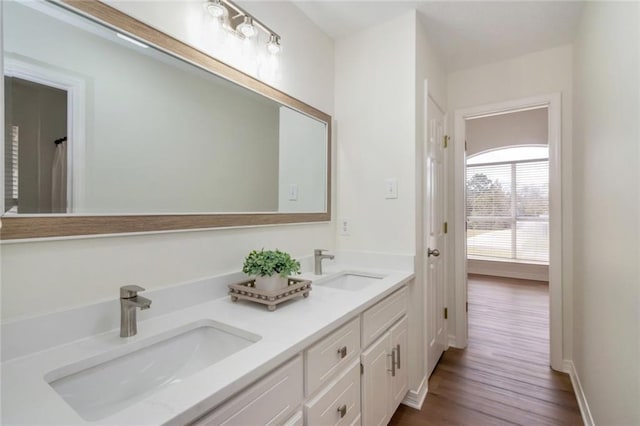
(191, 355, 303, 426)
(305, 317, 360, 396)
(305, 361, 361, 426)
(362, 287, 407, 348)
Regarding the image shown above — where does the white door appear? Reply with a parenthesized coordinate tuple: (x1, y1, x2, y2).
(425, 97, 447, 378)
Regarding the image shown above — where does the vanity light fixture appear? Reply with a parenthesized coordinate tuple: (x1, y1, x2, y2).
(266, 34, 281, 54)
(204, 0, 281, 54)
(237, 16, 257, 38)
(206, 0, 226, 18)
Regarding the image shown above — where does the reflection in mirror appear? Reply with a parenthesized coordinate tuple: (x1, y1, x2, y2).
(3, 0, 328, 216)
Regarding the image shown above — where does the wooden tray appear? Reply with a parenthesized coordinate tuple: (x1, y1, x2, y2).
(228, 277, 312, 311)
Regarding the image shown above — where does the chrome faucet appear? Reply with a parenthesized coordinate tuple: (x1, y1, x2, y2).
(120, 285, 151, 337)
(314, 249, 335, 275)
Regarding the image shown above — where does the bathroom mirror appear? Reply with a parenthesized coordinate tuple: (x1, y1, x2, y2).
(1, 0, 331, 240)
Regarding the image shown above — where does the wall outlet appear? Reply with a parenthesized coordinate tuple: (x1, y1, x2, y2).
(288, 184, 298, 201)
(340, 218, 350, 236)
(385, 178, 398, 199)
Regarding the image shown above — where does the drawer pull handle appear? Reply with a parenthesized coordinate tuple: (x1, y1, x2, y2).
(387, 349, 396, 377)
(396, 344, 401, 369)
(337, 404, 347, 418)
(337, 346, 347, 359)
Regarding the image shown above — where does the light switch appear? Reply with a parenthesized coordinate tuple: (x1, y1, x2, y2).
(288, 184, 298, 201)
(385, 178, 398, 199)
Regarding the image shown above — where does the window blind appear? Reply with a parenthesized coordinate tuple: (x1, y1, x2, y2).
(467, 156, 549, 263)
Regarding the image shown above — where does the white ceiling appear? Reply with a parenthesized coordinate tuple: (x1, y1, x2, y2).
(292, 1, 585, 71)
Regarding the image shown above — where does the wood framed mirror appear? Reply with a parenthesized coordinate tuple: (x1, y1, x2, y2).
(1, 0, 331, 240)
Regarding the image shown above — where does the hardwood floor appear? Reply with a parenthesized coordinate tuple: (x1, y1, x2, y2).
(390, 274, 582, 425)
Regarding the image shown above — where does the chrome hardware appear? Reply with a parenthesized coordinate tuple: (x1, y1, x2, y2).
(337, 346, 347, 359)
(120, 285, 151, 338)
(396, 344, 401, 369)
(337, 404, 347, 418)
(314, 249, 335, 275)
(387, 349, 396, 377)
(427, 248, 440, 257)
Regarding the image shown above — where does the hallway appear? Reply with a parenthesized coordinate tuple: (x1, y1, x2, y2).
(390, 274, 582, 425)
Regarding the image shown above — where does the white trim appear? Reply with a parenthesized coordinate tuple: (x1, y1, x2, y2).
(453, 93, 563, 371)
(563, 360, 595, 426)
(448, 334, 461, 349)
(401, 375, 428, 410)
(4, 56, 86, 213)
(468, 259, 549, 282)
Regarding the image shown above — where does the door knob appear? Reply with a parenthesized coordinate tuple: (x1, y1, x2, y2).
(428, 248, 440, 257)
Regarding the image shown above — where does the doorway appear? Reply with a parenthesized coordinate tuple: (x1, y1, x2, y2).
(4, 76, 68, 213)
(4, 56, 86, 214)
(453, 94, 563, 371)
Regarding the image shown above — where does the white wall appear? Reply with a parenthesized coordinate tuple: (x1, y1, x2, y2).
(334, 8, 448, 398)
(466, 107, 548, 156)
(334, 12, 416, 254)
(0, 0, 335, 321)
(447, 45, 574, 359)
(572, 2, 639, 423)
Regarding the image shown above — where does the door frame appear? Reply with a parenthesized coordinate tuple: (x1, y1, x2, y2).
(452, 93, 563, 371)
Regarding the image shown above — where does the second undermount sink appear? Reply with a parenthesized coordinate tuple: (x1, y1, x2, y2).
(315, 272, 385, 291)
(45, 320, 260, 421)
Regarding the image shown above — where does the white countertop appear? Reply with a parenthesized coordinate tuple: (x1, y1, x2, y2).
(1, 265, 414, 425)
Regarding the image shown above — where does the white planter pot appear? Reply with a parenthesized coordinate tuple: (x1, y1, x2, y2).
(254, 275, 288, 292)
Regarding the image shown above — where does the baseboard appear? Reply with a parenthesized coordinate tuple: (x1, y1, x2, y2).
(563, 360, 595, 426)
(448, 334, 463, 349)
(402, 375, 428, 410)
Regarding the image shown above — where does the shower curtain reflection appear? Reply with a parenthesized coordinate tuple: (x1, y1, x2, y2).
(51, 139, 67, 213)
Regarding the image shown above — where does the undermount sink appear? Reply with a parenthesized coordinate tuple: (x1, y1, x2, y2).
(315, 272, 385, 291)
(45, 321, 260, 421)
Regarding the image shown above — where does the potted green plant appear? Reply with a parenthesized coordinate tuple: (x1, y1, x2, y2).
(242, 249, 301, 292)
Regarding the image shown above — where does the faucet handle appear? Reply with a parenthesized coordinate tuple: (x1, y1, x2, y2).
(314, 248, 328, 255)
(120, 285, 145, 298)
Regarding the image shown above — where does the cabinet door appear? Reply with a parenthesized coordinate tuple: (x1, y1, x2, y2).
(389, 316, 408, 413)
(360, 332, 391, 426)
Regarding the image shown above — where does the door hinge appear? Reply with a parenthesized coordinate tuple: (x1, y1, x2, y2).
(443, 135, 449, 148)
(465, 140, 468, 151)
(466, 302, 469, 312)
(444, 307, 448, 319)
(360, 363, 364, 375)
(443, 222, 448, 234)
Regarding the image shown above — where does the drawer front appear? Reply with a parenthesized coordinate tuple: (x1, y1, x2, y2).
(305, 317, 360, 396)
(361, 287, 407, 348)
(191, 355, 303, 426)
(305, 361, 361, 426)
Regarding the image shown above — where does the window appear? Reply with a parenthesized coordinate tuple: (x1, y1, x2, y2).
(4, 125, 19, 213)
(466, 146, 548, 263)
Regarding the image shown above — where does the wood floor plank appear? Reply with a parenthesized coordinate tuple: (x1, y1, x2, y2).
(390, 274, 581, 425)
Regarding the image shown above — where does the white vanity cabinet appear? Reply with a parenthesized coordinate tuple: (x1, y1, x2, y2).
(361, 289, 409, 426)
(190, 285, 408, 426)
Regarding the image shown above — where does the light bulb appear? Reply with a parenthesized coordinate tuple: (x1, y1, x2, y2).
(267, 34, 281, 54)
(206, 0, 225, 19)
(237, 16, 257, 38)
